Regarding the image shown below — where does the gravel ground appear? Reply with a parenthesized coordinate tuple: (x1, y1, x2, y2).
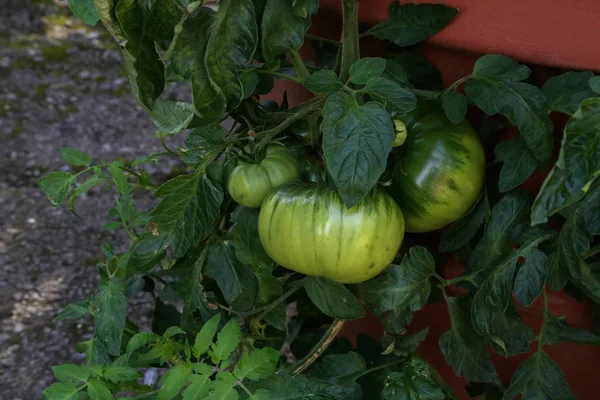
(0, 2, 185, 398)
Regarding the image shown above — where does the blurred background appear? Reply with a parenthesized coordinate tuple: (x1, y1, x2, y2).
(0, 1, 183, 397)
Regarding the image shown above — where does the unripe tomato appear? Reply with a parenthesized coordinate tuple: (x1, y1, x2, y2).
(392, 119, 407, 147)
(388, 101, 485, 233)
(258, 183, 405, 283)
(227, 145, 301, 208)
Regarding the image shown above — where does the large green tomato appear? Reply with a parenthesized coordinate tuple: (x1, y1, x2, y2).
(258, 183, 405, 284)
(388, 101, 485, 233)
(227, 145, 301, 208)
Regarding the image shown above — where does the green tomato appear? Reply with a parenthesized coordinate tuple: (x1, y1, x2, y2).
(258, 183, 405, 284)
(392, 119, 407, 147)
(227, 145, 301, 208)
(388, 101, 485, 233)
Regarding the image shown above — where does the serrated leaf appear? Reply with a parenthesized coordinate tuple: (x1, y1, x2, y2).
(304, 69, 343, 92)
(361, 77, 417, 113)
(151, 174, 223, 257)
(56, 300, 90, 320)
(163, 326, 187, 338)
(495, 136, 538, 192)
(39, 172, 76, 206)
(205, 241, 258, 312)
(67, 0, 99, 25)
(194, 314, 221, 358)
(52, 364, 89, 384)
(43, 382, 79, 400)
(207, 371, 239, 400)
(439, 296, 501, 386)
(488, 305, 534, 357)
(183, 373, 212, 400)
(70, 175, 104, 214)
(88, 379, 114, 400)
(109, 161, 128, 194)
(442, 92, 468, 124)
(304, 277, 365, 320)
(60, 147, 92, 166)
(514, 247, 548, 306)
(382, 307, 414, 335)
(542, 71, 596, 115)
(210, 319, 241, 362)
(234, 347, 280, 381)
(471, 55, 531, 81)
(546, 252, 568, 292)
(308, 352, 366, 381)
(439, 189, 489, 252)
(85, 336, 112, 366)
(102, 365, 140, 383)
(381, 358, 444, 400)
(126, 332, 161, 360)
(250, 389, 273, 400)
(261, 0, 317, 68)
(321, 91, 394, 207)
(504, 351, 575, 400)
(349, 58, 386, 85)
(543, 311, 600, 345)
(95, 277, 127, 356)
(158, 364, 193, 400)
(360, 246, 434, 314)
(380, 328, 429, 359)
(465, 73, 553, 162)
(151, 101, 195, 135)
(183, 125, 228, 168)
(367, 2, 458, 47)
(531, 98, 600, 224)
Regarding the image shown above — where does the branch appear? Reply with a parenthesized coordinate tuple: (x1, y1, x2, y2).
(291, 319, 345, 375)
(289, 49, 310, 82)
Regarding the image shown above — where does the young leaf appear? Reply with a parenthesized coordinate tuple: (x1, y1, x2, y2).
(495, 136, 538, 192)
(504, 351, 575, 400)
(304, 69, 343, 93)
(52, 364, 89, 384)
(194, 314, 221, 358)
(182, 373, 212, 400)
(348, 57, 387, 85)
(43, 382, 79, 400)
(321, 91, 394, 207)
(250, 389, 273, 400)
(87, 379, 114, 400)
(531, 98, 600, 225)
(488, 305, 534, 357)
(361, 77, 417, 113)
(151, 100, 196, 135)
(381, 328, 429, 359)
(205, 241, 258, 312)
(442, 91, 468, 124)
(471, 55, 531, 81)
(439, 296, 501, 386)
(514, 247, 548, 306)
(542, 71, 596, 115)
(360, 246, 434, 314)
(39, 172, 76, 206)
(381, 358, 444, 400)
(95, 277, 127, 356)
(67, 0, 99, 26)
(261, 0, 318, 68)
(207, 371, 239, 400)
(308, 352, 366, 381)
(210, 319, 241, 362)
(126, 332, 161, 360)
(439, 189, 489, 252)
(109, 161, 128, 194)
(366, 2, 458, 47)
(543, 311, 600, 345)
(151, 174, 223, 257)
(303, 277, 365, 320)
(60, 147, 92, 167)
(102, 366, 141, 383)
(56, 300, 90, 320)
(233, 347, 280, 381)
(158, 364, 193, 400)
(163, 326, 187, 339)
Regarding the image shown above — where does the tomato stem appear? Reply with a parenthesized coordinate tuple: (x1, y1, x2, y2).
(289, 49, 310, 82)
(290, 319, 345, 376)
(340, 0, 360, 82)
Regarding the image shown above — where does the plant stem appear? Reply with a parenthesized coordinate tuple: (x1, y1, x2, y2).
(538, 287, 549, 345)
(257, 69, 303, 84)
(412, 89, 443, 100)
(340, 0, 360, 82)
(433, 272, 478, 287)
(238, 382, 253, 397)
(289, 49, 310, 82)
(584, 245, 600, 259)
(291, 319, 345, 375)
(352, 359, 405, 380)
(254, 278, 305, 320)
(160, 136, 178, 156)
(429, 363, 461, 400)
(305, 33, 341, 46)
(445, 76, 470, 93)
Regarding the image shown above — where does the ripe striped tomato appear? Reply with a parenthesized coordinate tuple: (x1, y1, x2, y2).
(258, 183, 405, 283)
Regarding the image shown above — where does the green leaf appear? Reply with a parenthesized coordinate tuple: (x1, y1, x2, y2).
(183, 125, 228, 168)
(546, 252, 568, 292)
(250, 389, 273, 400)
(367, 2, 458, 47)
(231, 207, 274, 270)
(261, 0, 317, 68)
(151, 174, 223, 257)
(488, 305, 534, 357)
(151, 101, 196, 135)
(206, 0, 257, 106)
(382, 307, 414, 335)
(206, 371, 239, 400)
(85, 336, 112, 366)
(109, 161, 128, 194)
(126, 332, 161, 360)
(179, 248, 215, 334)
(590, 76, 600, 94)
(495, 136, 538, 192)
(182, 373, 212, 400)
(321, 91, 394, 207)
(210, 319, 241, 362)
(309, 352, 366, 381)
(70, 175, 104, 214)
(234, 347, 280, 381)
(504, 351, 575, 400)
(542, 71, 596, 115)
(246, 375, 355, 399)
(465, 73, 553, 162)
(303, 277, 365, 320)
(39, 172, 76, 206)
(255, 272, 283, 306)
(531, 98, 600, 225)
(194, 314, 221, 358)
(205, 241, 258, 311)
(385, 52, 444, 90)
(439, 296, 501, 386)
(543, 311, 600, 345)
(87, 379, 114, 400)
(56, 300, 90, 320)
(514, 247, 548, 306)
(381, 328, 429, 359)
(158, 364, 193, 400)
(43, 382, 79, 400)
(471, 55, 531, 81)
(67, 0, 99, 25)
(439, 189, 489, 252)
(52, 364, 89, 383)
(442, 91, 468, 124)
(95, 277, 127, 356)
(349, 58, 387, 85)
(360, 246, 434, 314)
(381, 358, 444, 400)
(102, 366, 141, 383)
(304, 69, 343, 92)
(361, 77, 417, 114)
(60, 147, 92, 166)
(163, 326, 187, 338)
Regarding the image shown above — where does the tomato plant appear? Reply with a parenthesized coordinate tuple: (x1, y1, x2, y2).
(38, 0, 600, 399)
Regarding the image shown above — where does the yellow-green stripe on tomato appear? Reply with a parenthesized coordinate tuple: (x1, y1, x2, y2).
(388, 101, 485, 233)
(258, 183, 405, 284)
(227, 145, 301, 208)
